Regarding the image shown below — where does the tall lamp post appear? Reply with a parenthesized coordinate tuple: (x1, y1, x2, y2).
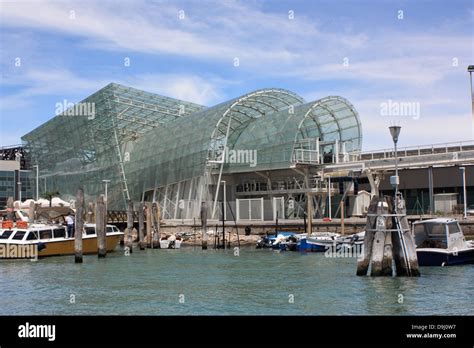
(468, 65, 474, 138)
(33, 165, 39, 201)
(459, 167, 467, 219)
(389, 125, 401, 212)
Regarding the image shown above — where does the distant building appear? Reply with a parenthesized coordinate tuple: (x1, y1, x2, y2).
(0, 157, 33, 209)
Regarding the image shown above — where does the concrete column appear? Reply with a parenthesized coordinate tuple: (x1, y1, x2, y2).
(428, 166, 434, 214)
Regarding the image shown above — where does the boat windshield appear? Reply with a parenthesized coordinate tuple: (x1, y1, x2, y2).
(447, 222, 461, 235)
(414, 222, 447, 249)
(0, 230, 14, 239)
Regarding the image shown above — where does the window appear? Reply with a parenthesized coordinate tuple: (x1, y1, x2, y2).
(12, 231, 26, 240)
(53, 228, 66, 239)
(39, 230, 53, 240)
(26, 231, 38, 240)
(107, 226, 114, 233)
(85, 226, 95, 235)
(425, 223, 447, 248)
(427, 223, 445, 237)
(0, 230, 13, 239)
(447, 223, 461, 235)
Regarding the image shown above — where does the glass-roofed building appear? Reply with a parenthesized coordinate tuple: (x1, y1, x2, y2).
(22, 83, 362, 221)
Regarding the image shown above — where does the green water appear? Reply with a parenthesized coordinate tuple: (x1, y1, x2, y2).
(0, 246, 473, 315)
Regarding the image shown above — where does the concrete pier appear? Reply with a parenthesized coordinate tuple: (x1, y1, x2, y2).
(112, 216, 474, 238)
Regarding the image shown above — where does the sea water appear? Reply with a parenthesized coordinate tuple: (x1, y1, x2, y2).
(0, 246, 472, 315)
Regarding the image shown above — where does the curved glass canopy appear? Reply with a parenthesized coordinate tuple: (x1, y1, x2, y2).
(22, 83, 362, 212)
(125, 88, 305, 201)
(227, 96, 362, 173)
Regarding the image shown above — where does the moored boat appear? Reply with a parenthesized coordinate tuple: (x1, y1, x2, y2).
(412, 218, 474, 266)
(256, 231, 298, 249)
(0, 221, 123, 259)
(159, 234, 182, 249)
(298, 232, 340, 252)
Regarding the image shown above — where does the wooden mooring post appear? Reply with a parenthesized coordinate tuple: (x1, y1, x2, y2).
(201, 202, 208, 250)
(357, 195, 420, 277)
(96, 194, 106, 258)
(125, 199, 134, 253)
(146, 202, 152, 248)
(152, 202, 160, 248)
(138, 201, 145, 250)
(75, 188, 84, 263)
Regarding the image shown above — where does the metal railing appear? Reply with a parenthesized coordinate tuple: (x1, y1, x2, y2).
(292, 149, 320, 164)
(358, 140, 474, 161)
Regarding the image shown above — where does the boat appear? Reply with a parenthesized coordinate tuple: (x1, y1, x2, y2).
(297, 231, 365, 252)
(0, 221, 123, 259)
(256, 231, 298, 249)
(298, 232, 340, 252)
(412, 218, 474, 266)
(336, 231, 365, 248)
(159, 234, 182, 249)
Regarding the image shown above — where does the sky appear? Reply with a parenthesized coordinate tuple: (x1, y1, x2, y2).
(0, 0, 473, 150)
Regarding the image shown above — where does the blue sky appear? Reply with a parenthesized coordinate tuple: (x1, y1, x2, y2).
(1, 0, 473, 150)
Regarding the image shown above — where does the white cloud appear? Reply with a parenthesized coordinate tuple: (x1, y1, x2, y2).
(0, 66, 227, 111)
(115, 73, 229, 105)
(0, 0, 307, 64)
(1, 0, 473, 148)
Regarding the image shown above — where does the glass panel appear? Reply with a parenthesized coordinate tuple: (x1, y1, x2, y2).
(26, 231, 38, 240)
(448, 223, 461, 235)
(85, 226, 95, 235)
(250, 199, 262, 220)
(0, 230, 13, 239)
(40, 230, 53, 239)
(12, 231, 26, 240)
(53, 228, 66, 238)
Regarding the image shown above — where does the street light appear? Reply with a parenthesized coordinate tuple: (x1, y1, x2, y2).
(33, 165, 39, 201)
(468, 65, 474, 138)
(460, 167, 467, 219)
(102, 179, 111, 213)
(389, 125, 401, 212)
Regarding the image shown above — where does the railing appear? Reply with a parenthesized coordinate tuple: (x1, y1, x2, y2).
(358, 140, 474, 161)
(292, 148, 320, 164)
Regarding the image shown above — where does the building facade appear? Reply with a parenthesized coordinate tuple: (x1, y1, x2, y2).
(21, 83, 474, 220)
(22, 83, 363, 219)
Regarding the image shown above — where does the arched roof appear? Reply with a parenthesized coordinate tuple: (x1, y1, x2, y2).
(125, 88, 305, 198)
(227, 96, 362, 172)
